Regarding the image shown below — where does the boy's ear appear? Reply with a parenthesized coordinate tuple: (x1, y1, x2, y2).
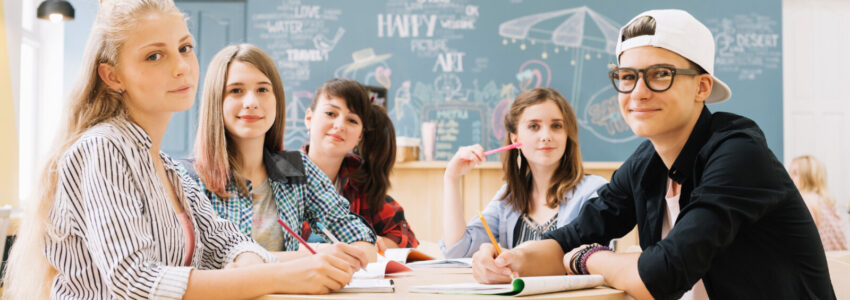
(694, 74, 713, 104)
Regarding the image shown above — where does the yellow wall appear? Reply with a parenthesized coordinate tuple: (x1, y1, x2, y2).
(0, 0, 20, 207)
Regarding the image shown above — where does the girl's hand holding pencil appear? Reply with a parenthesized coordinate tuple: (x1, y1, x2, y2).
(314, 222, 369, 270)
(445, 143, 521, 180)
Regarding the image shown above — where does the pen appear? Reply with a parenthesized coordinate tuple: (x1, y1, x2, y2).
(278, 219, 316, 254)
(483, 143, 522, 156)
(477, 211, 502, 255)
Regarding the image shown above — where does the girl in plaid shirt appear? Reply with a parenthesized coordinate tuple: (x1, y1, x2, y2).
(187, 44, 377, 267)
(303, 78, 419, 251)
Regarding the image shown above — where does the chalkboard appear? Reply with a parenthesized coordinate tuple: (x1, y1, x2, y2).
(243, 0, 783, 161)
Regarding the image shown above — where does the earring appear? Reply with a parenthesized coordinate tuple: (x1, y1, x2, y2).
(116, 89, 124, 94)
(516, 148, 523, 168)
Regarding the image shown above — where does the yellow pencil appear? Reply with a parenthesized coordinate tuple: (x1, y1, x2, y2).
(478, 211, 502, 255)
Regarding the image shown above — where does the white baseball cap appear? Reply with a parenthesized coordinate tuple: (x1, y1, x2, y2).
(615, 9, 732, 104)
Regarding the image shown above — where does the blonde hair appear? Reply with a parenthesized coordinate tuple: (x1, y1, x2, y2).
(2, 1, 183, 299)
(193, 44, 286, 198)
(501, 88, 584, 214)
(791, 155, 835, 206)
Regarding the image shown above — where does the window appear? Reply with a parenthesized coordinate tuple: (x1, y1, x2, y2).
(17, 0, 64, 205)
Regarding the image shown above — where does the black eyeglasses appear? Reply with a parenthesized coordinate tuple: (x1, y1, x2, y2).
(608, 65, 703, 93)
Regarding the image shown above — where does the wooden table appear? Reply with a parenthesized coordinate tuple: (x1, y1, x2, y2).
(255, 268, 626, 300)
(826, 251, 850, 300)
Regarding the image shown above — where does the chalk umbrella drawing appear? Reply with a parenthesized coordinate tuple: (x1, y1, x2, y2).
(499, 6, 638, 143)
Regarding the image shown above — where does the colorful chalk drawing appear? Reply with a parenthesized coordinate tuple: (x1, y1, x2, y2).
(491, 59, 551, 142)
(390, 81, 420, 137)
(706, 14, 781, 80)
(499, 6, 636, 143)
(516, 60, 552, 91)
(233, 1, 782, 161)
(283, 90, 314, 150)
(583, 86, 639, 143)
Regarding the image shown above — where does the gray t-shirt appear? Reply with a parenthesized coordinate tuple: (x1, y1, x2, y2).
(251, 179, 285, 251)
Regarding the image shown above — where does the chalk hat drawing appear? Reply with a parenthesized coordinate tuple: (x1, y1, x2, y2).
(343, 48, 392, 73)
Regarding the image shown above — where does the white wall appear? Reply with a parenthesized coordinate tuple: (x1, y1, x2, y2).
(783, 0, 850, 216)
(4, 0, 21, 116)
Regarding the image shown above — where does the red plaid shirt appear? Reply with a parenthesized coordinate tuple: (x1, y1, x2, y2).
(302, 146, 419, 248)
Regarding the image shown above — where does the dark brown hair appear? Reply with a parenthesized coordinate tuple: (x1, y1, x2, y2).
(500, 88, 584, 214)
(311, 78, 396, 209)
(194, 44, 286, 198)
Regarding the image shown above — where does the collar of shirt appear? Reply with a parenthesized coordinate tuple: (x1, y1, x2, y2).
(300, 144, 363, 194)
(262, 147, 307, 184)
(667, 106, 712, 184)
(112, 117, 181, 171)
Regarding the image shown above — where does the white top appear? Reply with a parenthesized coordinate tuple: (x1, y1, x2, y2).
(251, 178, 286, 251)
(45, 117, 276, 299)
(662, 178, 708, 300)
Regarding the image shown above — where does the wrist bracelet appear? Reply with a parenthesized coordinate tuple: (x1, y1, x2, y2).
(570, 244, 596, 274)
(579, 245, 613, 275)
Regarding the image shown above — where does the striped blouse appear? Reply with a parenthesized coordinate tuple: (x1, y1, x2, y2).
(44, 117, 276, 300)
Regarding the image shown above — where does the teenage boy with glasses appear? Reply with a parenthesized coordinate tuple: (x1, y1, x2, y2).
(470, 9, 835, 300)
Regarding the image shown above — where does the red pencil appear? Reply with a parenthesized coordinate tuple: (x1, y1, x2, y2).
(483, 143, 522, 156)
(278, 219, 316, 254)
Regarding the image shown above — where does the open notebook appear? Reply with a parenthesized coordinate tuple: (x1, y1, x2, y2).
(383, 248, 435, 264)
(336, 279, 395, 293)
(353, 256, 412, 279)
(406, 257, 473, 268)
(410, 275, 605, 296)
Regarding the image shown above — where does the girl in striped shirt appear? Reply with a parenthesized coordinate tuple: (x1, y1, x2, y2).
(3, 1, 357, 299)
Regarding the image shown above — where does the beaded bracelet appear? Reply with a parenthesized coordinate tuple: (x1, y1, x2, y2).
(569, 244, 597, 274)
(579, 245, 613, 275)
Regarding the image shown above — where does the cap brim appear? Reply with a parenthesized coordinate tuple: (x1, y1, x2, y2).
(705, 76, 732, 104)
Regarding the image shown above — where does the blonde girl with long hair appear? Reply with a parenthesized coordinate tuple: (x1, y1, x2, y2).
(440, 88, 607, 258)
(789, 155, 848, 250)
(2, 1, 356, 298)
(186, 44, 377, 265)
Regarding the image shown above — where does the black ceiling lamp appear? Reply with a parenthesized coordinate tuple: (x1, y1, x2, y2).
(37, 0, 75, 23)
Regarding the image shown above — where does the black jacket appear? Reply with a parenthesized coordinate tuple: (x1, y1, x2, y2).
(545, 107, 835, 299)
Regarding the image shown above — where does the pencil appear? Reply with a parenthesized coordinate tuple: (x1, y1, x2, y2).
(477, 211, 502, 255)
(315, 222, 341, 244)
(483, 143, 522, 156)
(278, 219, 317, 254)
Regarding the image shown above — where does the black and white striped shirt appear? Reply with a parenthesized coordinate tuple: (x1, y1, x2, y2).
(45, 117, 276, 299)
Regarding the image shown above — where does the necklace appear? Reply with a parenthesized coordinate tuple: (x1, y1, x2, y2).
(521, 212, 559, 235)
